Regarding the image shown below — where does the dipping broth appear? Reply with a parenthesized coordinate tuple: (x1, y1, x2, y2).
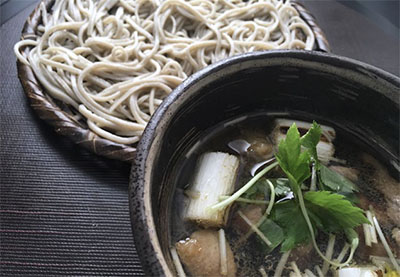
(169, 114, 400, 277)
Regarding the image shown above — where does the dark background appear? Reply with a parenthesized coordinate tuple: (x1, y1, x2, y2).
(1, 1, 399, 276)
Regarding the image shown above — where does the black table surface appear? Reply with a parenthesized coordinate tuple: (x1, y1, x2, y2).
(1, 1, 399, 276)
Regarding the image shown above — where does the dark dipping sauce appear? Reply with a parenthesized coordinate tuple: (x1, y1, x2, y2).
(169, 113, 400, 277)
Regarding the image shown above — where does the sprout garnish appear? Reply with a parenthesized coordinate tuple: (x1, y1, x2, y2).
(209, 160, 279, 212)
(209, 121, 372, 268)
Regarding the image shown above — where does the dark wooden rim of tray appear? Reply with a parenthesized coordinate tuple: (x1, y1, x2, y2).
(16, 0, 330, 162)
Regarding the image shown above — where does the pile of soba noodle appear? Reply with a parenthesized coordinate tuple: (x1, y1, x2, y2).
(15, 0, 315, 146)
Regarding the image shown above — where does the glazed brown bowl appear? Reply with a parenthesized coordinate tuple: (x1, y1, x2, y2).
(129, 50, 399, 276)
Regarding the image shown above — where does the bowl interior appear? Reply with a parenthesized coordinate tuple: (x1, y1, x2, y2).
(130, 51, 399, 276)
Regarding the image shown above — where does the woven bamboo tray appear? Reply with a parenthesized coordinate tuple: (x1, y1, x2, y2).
(17, 0, 330, 162)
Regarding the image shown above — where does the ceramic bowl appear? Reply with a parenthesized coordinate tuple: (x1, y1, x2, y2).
(129, 50, 399, 276)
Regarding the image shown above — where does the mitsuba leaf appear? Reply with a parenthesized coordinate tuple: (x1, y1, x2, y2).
(281, 124, 301, 173)
(270, 201, 312, 252)
(270, 121, 368, 254)
(300, 121, 322, 163)
(243, 178, 270, 200)
(269, 178, 291, 196)
(344, 228, 359, 247)
(304, 191, 369, 233)
(319, 164, 358, 193)
(295, 151, 312, 185)
(244, 178, 292, 200)
(258, 219, 284, 253)
(338, 192, 359, 204)
(275, 123, 311, 189)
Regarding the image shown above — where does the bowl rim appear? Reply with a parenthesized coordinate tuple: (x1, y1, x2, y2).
(129, 49, 400, 276)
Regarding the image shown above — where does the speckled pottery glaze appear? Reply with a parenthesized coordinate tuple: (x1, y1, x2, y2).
(129, 50, 399, 276)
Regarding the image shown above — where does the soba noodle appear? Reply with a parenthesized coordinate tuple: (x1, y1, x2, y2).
(15, 0, 315, 146)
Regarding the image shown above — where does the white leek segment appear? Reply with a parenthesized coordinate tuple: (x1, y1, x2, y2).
(211, 161, 278, 212)
(371, 211, 400, 272)
(272, 119, 336, 164)
(315, 265, 324, 277)
(304, 269, 317, 277)
(259, 267, 268, 277)
(184, 152, 239, 227)
(322, 234, 336, 275)
(238, 211, 272, 246)
(337, 267, 381, 277)
(366, 211, 378, 244)
(290, 261, 302, 277)
(369, 255, 400, 265)
(363, 210, 378, 247)
(170, 247, 187, 277)
(370, 255, 400, 274)
(363, 222, 372, 247)
(274, 250, 291, 277)
(218, 229, 228, 276)
(334, 243, 350, 264)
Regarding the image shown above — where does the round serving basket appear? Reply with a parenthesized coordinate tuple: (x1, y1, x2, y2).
(16, 0, 330, 162)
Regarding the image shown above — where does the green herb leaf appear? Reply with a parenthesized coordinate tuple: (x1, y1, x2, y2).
(319, 164, 358, 193)
(344, 228, 359, 246)
(258, 219, 285, 253)
(304, 191, 369, 233)
(242, 178, 270, 200)
(338, 192, 359, 204)
(296, 151, 312, 185)
(275, 123, 311, 189)
(300, 121, 322, 163)
(269, 178, 291, 196)
(271, 201, 313, 252)
(243, 178, 292, 200)
(269, 121, 368, 258)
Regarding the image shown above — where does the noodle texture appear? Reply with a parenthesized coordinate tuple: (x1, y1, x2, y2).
(15, 0, 315, 147)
